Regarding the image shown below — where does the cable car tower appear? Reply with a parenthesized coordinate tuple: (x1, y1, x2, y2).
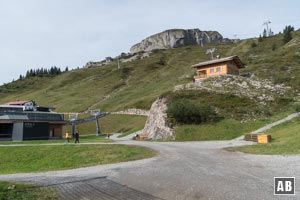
(67, 111, 110, 136)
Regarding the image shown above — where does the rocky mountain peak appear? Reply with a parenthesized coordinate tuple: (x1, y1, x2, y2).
(130, 28, 227, 54)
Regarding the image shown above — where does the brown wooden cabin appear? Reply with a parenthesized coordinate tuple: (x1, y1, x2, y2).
(192, 55, 245, 81)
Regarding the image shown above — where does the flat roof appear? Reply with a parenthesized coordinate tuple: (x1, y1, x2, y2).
(191, 55, 245, 68)
(0, 114, 29, 120)
(0, 112, 64, 121)
(4, 100, 31, 105)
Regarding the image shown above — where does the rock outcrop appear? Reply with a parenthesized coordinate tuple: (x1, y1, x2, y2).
(174, 75, 293, 105)
(130, 28, 226, 54)
(143, 97, 174, 140)
(200, 75, 293, 104)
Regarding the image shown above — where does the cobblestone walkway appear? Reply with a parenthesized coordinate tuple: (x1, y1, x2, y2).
(44, 176, 162, 200)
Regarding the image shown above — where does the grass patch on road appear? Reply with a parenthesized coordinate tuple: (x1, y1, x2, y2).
(226, 118, 300, 155)
(174, 119, 265, 141)
(0, 144, 156, 174)
(0, 181, 58, 200)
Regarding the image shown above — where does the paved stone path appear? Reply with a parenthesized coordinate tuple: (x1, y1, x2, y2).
(45, 176, 161, 200)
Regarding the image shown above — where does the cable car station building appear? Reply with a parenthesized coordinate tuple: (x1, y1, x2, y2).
(0, 100, 65, 141)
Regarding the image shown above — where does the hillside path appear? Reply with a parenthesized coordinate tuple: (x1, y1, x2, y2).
(234, 112, 299, 141)
(251, 112, 299, 134)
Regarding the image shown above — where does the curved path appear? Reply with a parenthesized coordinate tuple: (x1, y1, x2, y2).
(0, 138, 299, 200)
(251, 112, 299, 134)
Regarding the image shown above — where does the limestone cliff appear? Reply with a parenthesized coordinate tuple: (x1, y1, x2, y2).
(143, 97, 174, 140)
(130, 29, 226, 53)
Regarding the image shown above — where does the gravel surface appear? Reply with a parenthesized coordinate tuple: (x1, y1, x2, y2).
(1, 138, 299, 200)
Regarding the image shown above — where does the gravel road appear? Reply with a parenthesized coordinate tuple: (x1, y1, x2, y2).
(0, 139, 299, 200)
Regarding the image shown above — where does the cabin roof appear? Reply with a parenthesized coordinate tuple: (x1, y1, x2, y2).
(191, 55, 245, 68)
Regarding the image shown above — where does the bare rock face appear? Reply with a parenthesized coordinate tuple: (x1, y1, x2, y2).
(143, 97, 174, 140)
(130, 29, 226, 54)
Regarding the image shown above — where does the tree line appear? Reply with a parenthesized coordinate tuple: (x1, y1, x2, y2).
(19, 66, 69, 80)
(259, 25, 296, 44)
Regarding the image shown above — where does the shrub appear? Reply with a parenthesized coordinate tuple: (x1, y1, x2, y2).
(293, 102, 300, 113)
(283, 25, 294, 43)
(121, 67, 131, 79)
(167, 99, 218, 124)
(251, 42, 257, 48)
(272, 43, 277, 51)
(157, 56, 166, 65)
(258, 35, 263, 42)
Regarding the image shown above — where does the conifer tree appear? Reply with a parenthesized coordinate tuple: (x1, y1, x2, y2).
(283, 25, 294, 43)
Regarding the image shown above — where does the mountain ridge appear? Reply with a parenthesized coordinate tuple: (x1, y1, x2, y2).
(130, 28, 228, 53)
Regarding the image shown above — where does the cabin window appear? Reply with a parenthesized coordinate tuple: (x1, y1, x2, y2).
(210, 68, 214, 74)
(216, 67, 221, 72)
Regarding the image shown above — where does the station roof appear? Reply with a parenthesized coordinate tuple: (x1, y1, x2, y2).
(4, 100, 31, 105)
(0, 114, 29, 120)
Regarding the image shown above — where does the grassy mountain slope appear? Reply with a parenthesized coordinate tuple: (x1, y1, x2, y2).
(0, 42, 246, 112)
(0, 32, 299, 115)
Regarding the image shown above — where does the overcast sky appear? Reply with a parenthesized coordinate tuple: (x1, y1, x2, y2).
(1, 0, 300, 84)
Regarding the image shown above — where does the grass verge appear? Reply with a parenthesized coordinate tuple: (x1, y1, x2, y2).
(226, 118, 300, 155)
(0, 144, 157, 174)
(0, 181, 58, 200)
(174, 119, 265, 141)
(0, 134, 112, 145)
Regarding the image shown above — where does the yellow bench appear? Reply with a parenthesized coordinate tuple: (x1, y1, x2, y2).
(257, 134, 271, 144)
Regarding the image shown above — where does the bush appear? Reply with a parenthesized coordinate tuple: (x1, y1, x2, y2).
(251, 42, 257, 48)
(272, 43, 277, 51)
(258, 35, 263, 42)
(157, 56, 166, 65)
(293, 102, 300, 113)
(121, 67, 131, 79)
(283, 25, 294, 43)
(167, 99, 218, 124)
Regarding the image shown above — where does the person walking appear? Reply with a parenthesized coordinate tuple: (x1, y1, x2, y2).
(75, 131, 80, 143)
(65, 132, 70, 144)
